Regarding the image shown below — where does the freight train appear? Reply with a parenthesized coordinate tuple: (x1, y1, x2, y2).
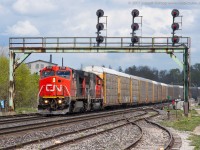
(38, 66, 200, 115)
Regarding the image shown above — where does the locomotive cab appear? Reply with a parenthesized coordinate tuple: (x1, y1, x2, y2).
(38, 66, 73, 115)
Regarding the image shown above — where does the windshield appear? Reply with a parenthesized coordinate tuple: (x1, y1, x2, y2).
(41, 71, 55, 78)
(57, 71, 71, 79)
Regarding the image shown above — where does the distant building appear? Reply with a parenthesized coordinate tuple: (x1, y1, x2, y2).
(26, 60, 57, 74)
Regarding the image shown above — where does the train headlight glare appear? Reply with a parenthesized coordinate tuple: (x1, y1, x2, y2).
(58, 99, 62, 104)
(53, 77, 55, 83)
(44, 100, 49, 104)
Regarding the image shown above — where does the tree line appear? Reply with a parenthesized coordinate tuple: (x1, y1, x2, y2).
(123, 64, 200, 86)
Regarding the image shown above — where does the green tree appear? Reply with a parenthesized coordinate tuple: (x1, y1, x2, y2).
(0, 56, 9, 100)
(0, 55, 39, 109)
(15, 64, 39, 108)
(190, 63, 200, 86)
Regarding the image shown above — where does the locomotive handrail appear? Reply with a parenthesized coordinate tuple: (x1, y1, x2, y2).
(37, 85, 44, 98)
(63, 85, 71, 98)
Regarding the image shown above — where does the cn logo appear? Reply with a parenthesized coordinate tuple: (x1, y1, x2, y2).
(46, 84, 62, 92)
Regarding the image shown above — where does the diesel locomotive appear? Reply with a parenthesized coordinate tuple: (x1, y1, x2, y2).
(38, 66, 103, 115)
(38, 66, 200, 115)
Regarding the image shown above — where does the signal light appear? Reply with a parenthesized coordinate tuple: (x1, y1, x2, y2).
(96, 9, 104, 17)
(96, 23, 104, 31)
(172, 36, 180, 43)
(96, 9, 105, 46)
(96, 36, 104, 43)
(171, 9, 179, 18)
(171, 23, 179, 31)
(131, 9, 139, 17)
(131, 23, 139, 31)
(131, 36, 139, 43)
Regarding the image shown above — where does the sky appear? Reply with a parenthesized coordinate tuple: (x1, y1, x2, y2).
(0, 0, 199, 71)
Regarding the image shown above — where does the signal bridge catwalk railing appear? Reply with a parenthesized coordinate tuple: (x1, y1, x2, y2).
(9, 37, 190, 53)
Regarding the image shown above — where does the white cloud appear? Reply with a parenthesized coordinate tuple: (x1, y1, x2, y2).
(7, 20, 40, 36)
(12, 0, 57, 15)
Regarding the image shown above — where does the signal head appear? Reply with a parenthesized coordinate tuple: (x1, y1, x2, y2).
(131, 9, 139, 17)
(96, 36, 104, 43)
(96, 9, 104, 17)
(131, 36, 139, 44)
(171, 23, 179, 31)
(96, 23, 104, 31)
(171, 9, 179, 17)
(172, 36, 180, 44)
(131, 23, 139, 31)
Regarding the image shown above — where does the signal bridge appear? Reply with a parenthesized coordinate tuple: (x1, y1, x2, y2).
(9, 36, 190, 53)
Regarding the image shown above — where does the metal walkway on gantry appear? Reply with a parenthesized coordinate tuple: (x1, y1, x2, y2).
(9, 36, 191, 115)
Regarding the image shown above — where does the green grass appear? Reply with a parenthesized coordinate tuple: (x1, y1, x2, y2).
(161, 107, 200, 149)
(161, 109, 200, 131)
(188, 135, 200, 150)
(15, 107, 37, 114)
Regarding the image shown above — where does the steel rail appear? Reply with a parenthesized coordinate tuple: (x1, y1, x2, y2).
(41, 111, 151, 150)
(0, 116, 50, 125)
(0, 113, 38, 119)
(1, 111, 147, 150)
(41, 109, 160, 150)
(123, 109, 174, 150)
(0, 108, 141, 136)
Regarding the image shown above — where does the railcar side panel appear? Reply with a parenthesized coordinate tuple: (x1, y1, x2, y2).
(157, 83, 162, 102)
(132, 78, 139, 104)
(168, 86, 173, 100)
(179, 86, 183, 99)
(173, 85, 179, 99)
(148, 82, 153, 103)
(153, 83, 158, 103)
(105, 73, 118, 105)
(140, 80, 147, 104)
(161, 84, 167, 100)
(120, 76, 131, 104)
(190, 87, 198, 100)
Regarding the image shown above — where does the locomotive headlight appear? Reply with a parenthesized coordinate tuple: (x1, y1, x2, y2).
(52, 77, 55, 83)
(44, 100, 49, 104)
(58, 99, 62, 104)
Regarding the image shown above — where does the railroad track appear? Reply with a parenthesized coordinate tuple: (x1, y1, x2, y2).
(0, 115, 49, 125)
(0, 113, 38, 119)
(37, 109, 173, 150)
(0, 108, 174, 150)
(1, 108, 147, 150)
(124, 109, 174, 150)
(0, 108, 144, 137)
